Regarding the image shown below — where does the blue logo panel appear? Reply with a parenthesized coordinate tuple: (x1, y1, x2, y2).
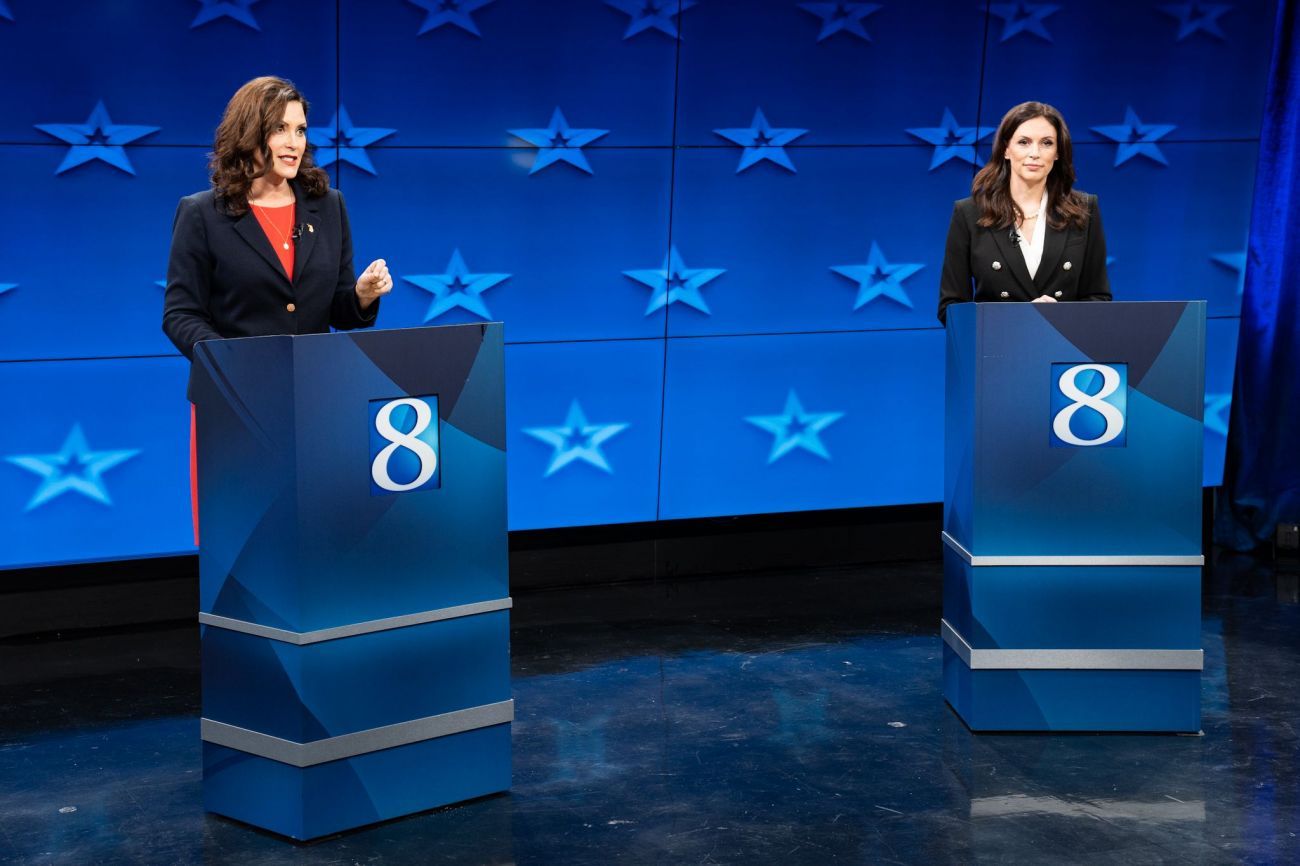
(368, 395, 441, 495)
(1049, 363, 1128, 448)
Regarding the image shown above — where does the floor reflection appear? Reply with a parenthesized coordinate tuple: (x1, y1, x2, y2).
(0, 557, 1295, 864)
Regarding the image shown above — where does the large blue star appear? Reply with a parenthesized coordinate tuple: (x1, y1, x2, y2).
(0, 2, 13, 22)
(403, 249, 510, 321)
(34, 101, 160, 176)
(5, 424, 140, 511)
(523, 400, 629, 477)
(906, 108, 994, 170)
(308, 107, 396, 175)
(604, 0, 696, 39)
(508, 107, 609, 175)
(746, 391, 845, 464)
(623, 246, 725, 315)
(797, 2, 881, 42)
(714, 108, 808, 173)
(1160, 3, 1232, 41)
(1092, 107, 1177, 167)
(1211, 250, 1247, 295)
(191, 0, 261, 30)
(831, 241, 924, 310)
(408, 0, 494, 36)
(988, 2, 1059, 42)
(1204, 393, 1231, 437)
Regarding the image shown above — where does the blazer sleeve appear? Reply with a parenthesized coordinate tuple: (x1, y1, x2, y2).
(1078, 194, 1112, 303)
(329, 190, 380, 330)
(937, 201, 973, 325)
(162, 196, 222, 361)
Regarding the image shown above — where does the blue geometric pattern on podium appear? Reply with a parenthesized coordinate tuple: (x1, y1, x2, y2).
(0, 0, 1273, 567)
(942, 302, 1205, 732)
(191, 324, 509, 839)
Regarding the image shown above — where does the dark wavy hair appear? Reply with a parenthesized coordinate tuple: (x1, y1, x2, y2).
(209, 76, 328, 215)
(971, 101, 1089, 232)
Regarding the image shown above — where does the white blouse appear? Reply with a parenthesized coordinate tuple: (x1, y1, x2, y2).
(1020, 190, 1050, 280)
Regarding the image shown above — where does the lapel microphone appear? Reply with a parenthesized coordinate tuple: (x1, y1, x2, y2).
(291, 224, 305, 243)
(1009, 225, 1021, 246)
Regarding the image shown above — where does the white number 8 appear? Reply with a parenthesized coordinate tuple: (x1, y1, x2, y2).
(371, 399, 438, 491)
(1052, 364, 1125, 446)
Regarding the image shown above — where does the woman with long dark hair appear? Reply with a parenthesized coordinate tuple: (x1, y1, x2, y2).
(937, 101, 1111, 323)
(163, 75, 389, 359)
(162, 76, 390, 542)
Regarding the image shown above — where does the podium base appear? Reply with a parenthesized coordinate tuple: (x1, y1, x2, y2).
(203, 723, 511, 840)
(943, 645, 1201, 732)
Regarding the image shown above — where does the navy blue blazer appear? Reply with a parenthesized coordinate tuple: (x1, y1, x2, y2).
(937, 192, 1111, 324)
(162, 181, 378, 362)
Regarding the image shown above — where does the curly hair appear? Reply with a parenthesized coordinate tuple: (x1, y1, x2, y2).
(209, 76, 328, 215)
(971, 101, 1090, 232)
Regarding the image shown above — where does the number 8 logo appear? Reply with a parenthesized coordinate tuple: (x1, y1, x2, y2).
(371, 398, 439, 492)
(1052, 364, 1126, 447)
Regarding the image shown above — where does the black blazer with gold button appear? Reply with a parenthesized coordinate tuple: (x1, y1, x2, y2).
(162, 180, 378, 362)
(937, 192, 1111, 324)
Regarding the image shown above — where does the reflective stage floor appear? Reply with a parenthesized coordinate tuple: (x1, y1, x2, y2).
(1, 555, 1296, 865)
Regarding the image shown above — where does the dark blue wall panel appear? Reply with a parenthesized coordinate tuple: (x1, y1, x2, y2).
(659, 330, 945, 520)
(0, 357, 191, 568)
(506, 340, 664, 530)
(0, 0, 1264, 567)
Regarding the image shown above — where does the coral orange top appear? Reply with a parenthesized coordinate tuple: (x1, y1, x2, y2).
(251, 201, 296, 281)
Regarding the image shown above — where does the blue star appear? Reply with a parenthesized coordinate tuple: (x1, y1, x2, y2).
(1204, 393, 1231, 437)
(623, 245, 725, 315)
(714, 108, 808, 173)
(408, 0, 494, 36)
(5, 424, 140, 511)
(831, 241, 924, 310)
(0, 283, 15, 298)
(508, 108, 609, 175)
(34, 101, 160, 176)
(308, 107, 396, 175)
(1211, 250, 1247, 295)
(604, 0, 696, 39)
(403, 249, 510, 321)
(798, 2, 881, 42)
(523, 400, 630, 477)
(1160, 3, 1232, 41)
(1091, 107, 1177, 167)
(746, 390, 845, 464)
(191, 0, 261, 31)
(906, 108, 994, 170)
(0, 2, 13, 22)
(988, 2, 1059, 42)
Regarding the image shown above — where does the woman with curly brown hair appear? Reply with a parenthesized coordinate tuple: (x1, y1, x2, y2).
(163, 76, 390, 543)
(937, 101, 1111, 324)
(163, 75, 389, 360)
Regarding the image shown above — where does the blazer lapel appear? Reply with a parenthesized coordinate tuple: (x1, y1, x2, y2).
(990, 225, 1036, 298)
(292, 184, 320, 284)
(1035, 223, 1067, 290)
(233, 210, 291, 284)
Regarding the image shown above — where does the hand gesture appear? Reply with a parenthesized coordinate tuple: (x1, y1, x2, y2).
(356, 259, 392, 309)
(1031, 294, 1058, 304)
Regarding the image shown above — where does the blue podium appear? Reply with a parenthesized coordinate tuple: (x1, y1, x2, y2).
(943, 302, 1205, 732)
(191, 323, 510, 839)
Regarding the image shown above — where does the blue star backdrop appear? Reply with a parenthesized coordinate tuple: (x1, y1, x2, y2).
(0, 0, 1271, 568)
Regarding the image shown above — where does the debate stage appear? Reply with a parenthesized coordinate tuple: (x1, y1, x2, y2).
(1, 545, 1295, 865)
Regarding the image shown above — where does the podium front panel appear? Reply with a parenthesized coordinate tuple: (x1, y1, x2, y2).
(192, 323, 511, 839)
(942, 302, 1205, 733)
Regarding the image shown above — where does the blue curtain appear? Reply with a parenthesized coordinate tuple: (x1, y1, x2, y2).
(1218, 0, 1300, 550)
